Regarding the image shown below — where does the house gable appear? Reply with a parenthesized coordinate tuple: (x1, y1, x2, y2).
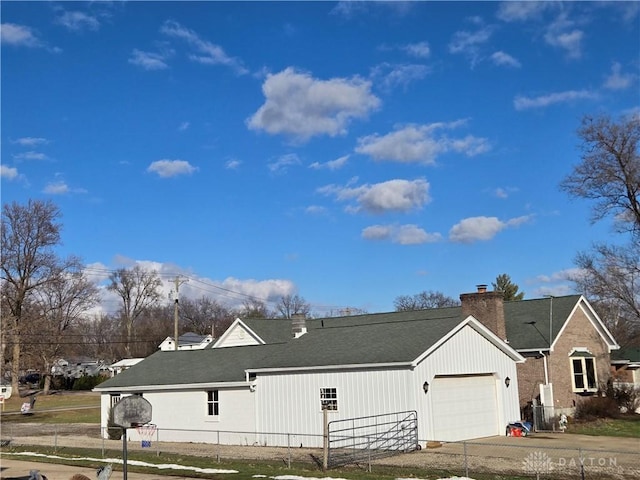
(212, 318, 265, 348)
(552, 296, 619, 353)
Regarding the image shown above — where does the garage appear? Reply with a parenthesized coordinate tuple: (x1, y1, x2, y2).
(431, 374, 499, 441)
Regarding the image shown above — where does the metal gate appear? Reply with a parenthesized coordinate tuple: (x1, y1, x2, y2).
(327, 410, 419, 468)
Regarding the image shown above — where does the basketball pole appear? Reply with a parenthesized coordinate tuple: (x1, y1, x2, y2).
(122, 427, 128, 480)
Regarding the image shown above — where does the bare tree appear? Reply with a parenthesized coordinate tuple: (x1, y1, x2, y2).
(30, 260, 99, 393)
(569, 244, 640, 348)
(561, 114, 640, 348)
(560, 114, 639, 236)
(1, 200, 63, 392)
(179, 296, 235, 337)
(276, 294, 311, 319)
(492, 273, 525, 301)
(394, 290, 460, 311)
(107, 265, 162, 357)
(240, 298, 272, 319)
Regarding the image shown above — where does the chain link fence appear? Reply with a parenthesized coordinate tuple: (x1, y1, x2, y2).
(2, 423, 639, 479)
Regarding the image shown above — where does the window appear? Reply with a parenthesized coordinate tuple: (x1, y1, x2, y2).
(207, 390, 219, 416)
(571, 357, 597, 392)
(110, 394, 121, 408)
(320, 388, 338, 411)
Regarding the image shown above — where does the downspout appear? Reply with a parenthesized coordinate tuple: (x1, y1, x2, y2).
(541, 351, 549, 385)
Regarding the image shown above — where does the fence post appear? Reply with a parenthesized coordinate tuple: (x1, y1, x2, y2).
(155, 426, 159, 457)
(101, 427, 105, 458)
(287, 433, 291, 469)
(54, 425, 58, 452)
(463, 441, 468, 478)
(216, 431, 220, 463)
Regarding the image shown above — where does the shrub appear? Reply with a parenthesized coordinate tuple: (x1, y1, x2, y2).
(71, 374, 103, 391)
(608, 383, 640, 413)
(574, 396, 619, 420)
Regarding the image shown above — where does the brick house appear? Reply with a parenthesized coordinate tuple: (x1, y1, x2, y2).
(461, 286, 620, 416)
(611, 347, 640, 387)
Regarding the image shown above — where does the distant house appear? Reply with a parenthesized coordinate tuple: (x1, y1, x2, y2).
(158, 332, 213, 351)
(52, 357, 110, 378)
(96, 287, 525, 445)
(611, 347, 640, 387)
(109, 358, 144, 377)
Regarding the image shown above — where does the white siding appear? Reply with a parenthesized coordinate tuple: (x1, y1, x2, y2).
(215, 324, 261, 348)
(101, 387, 256, 444)
(414, 325, 520, 441)
(255, 324, 520, 446)
(255, 368, 413, 447)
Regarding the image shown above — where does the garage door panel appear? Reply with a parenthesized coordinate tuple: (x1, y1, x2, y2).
(431, 375, 499, 441)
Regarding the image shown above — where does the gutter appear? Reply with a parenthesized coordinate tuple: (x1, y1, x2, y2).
(93, 381, 250, 393)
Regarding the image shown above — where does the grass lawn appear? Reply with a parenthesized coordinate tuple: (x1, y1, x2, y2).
(0, 391, 100, 424)
(567, 414, 640, 438)
(1, 445, 532, 480)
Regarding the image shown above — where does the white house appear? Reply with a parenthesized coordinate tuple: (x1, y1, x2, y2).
(108, 358, 144, 377)
(158, 332, 213, 351)
(95, 288, 524, 446)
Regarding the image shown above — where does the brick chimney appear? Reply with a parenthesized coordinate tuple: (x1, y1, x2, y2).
(460, 284, 506, 340)
(291, 313, 307, 338)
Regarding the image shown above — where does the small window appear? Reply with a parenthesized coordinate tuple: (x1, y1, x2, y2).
(571, 357, 597, 392)
(320, 388, 338, 411)
(207, 390, 219, 416)
(110, 394, 121, 408)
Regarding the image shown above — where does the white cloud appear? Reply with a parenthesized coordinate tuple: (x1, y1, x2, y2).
(305, 205, 328, 215)
(309, 155, 349, 171)
(13, 151, 48, 161)
(496, 2, 552, 22)
(43, 181, 69, 195)
(129, 49, 170, 70)
(247, 67, 380, 142)
(1, 23, 42, 47)
(0, 165, 19, 180)
(371, 63, 430, 91)
(490, 51, 521, 68)
(493, 187, 518, 199)
(402, 41, 431, 58)
(12, 137, 48, 146)
(362, 223, 442, 245)
(514, 89, 597, 111)
(355, 121, 490, 164)
(448, 25, 493, 66)
(604, 62, 636, 90)
(268, 153, 301, 174)
(55, 11, 100, 31)
(449, 215, 532, 243)
(544, 13, 583, 59)
(225, 159, 242, 170)
(319, 178, 430, 214)
(147, 159, 197, 178)
(160, 20, 247, 74)
(91, 259, 297, 314)
(42, 179, 87, 195)
(178, 121, 190, 131)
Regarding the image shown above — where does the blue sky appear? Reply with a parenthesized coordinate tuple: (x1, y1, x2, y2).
(2, 1, 639, 316)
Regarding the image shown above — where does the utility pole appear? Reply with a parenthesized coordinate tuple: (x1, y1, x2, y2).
(172, 276, 188, 351)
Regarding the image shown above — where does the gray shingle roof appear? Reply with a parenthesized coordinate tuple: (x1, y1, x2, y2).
(96, 295, 585, 391)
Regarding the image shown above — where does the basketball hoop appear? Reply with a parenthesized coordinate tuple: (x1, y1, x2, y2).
(135, 423, 156, 448)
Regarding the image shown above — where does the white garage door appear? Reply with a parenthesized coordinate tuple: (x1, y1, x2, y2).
(431, 374, 499, 441)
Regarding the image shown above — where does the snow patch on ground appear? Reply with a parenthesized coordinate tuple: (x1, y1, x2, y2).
(7, 452, 238, 474)
(7, 452, 475, 480)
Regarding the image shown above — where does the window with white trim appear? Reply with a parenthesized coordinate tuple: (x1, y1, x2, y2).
(207, 390, 219, 416)
(320, 387, 338, 411)
(110, 394, 121, 408)
(571, 356, 597, 392)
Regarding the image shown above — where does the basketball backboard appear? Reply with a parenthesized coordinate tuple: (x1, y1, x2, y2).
(112, 395, 152, 429)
